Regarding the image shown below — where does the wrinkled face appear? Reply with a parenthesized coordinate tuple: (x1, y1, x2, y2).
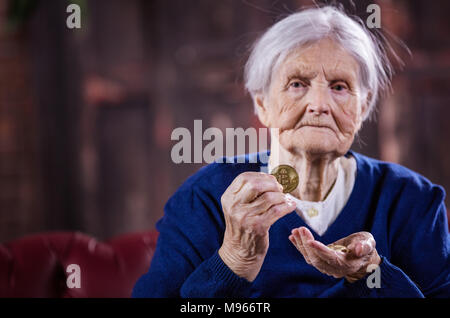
(256, 38, 368, 157)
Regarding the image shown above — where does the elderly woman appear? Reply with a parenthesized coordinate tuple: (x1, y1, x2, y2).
(133, 6, 449, 297)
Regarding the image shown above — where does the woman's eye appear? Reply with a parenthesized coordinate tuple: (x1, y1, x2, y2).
(331, 84, 347, 91)
(290, 81, 304, 88)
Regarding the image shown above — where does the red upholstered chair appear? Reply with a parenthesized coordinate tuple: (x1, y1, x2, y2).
(0, 231, 158, 297)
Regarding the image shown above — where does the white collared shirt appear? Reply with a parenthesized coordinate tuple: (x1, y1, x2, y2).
(267, 155, 357, 236)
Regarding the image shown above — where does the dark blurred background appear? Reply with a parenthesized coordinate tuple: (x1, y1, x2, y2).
(0, 0, 449, 242)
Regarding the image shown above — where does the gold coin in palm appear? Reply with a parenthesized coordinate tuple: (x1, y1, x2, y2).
(270, 165, 299, 193)
(327, 244, 349, 253)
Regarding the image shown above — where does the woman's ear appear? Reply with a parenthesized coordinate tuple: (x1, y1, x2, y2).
(361, 91, 373, 120)
(254, 94, 271, 127)
(355, 91, 372, 133)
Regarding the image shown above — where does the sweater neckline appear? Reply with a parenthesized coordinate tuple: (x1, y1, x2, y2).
(278, 150, 366, 242)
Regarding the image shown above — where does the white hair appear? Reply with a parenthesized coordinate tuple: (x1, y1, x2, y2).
(244, 6, 394, 121)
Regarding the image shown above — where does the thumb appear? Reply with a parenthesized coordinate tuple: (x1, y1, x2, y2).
(354, 238, 375, 257)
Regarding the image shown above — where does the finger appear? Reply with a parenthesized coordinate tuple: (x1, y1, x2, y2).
(250, 191, 289, 214)
(296, 227, 319, 264)
(341, 231, 373, 248)
(300, 239, 346, 278)
(357, 238, 375, 257)
(230, 172, 282, 194)
(239, 177, 283, 203)
(310, 240, 342, 258)
(298, 230, 341, 268)
(348, 237, 375, 257)
(289, 234, 310, 263)
(299, 226, 315, 241)
(309, 240, 353, 269)
(262, 200, 296, 226)
(289, 229, 311, 263)
(293, 230, 348, 278)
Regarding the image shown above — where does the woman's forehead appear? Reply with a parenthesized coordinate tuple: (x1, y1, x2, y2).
(278, 39, 360, 80)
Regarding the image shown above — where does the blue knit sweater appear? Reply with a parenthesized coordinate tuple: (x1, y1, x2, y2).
(132, 151, 450, 297)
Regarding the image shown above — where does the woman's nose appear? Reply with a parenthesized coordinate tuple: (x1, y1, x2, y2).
(307, 104, 330, 115)
(305, 86, 331, 116)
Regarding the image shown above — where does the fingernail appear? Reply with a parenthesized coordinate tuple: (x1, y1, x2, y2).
(285, 197, 295, 206)
(356, 244, 362, 255)
(363, 242, 371, 254)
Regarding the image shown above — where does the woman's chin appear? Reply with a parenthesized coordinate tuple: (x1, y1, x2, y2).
(284, 140, 339, 156)
(280, 131, 338, 155)
(299, 144, 335, 155)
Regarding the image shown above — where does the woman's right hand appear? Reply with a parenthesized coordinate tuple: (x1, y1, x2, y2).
(218, 172, 296, 282)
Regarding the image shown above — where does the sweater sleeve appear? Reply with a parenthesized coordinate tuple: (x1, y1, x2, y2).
(180, 251, 253, 297)
(132, 176, 252, 298)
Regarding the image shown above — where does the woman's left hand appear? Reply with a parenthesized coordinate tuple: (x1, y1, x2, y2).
(289, 227, 381, 282)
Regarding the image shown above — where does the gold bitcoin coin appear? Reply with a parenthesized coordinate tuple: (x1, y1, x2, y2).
(270, 165, 299, 193)
(327, 244, 349, 253)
